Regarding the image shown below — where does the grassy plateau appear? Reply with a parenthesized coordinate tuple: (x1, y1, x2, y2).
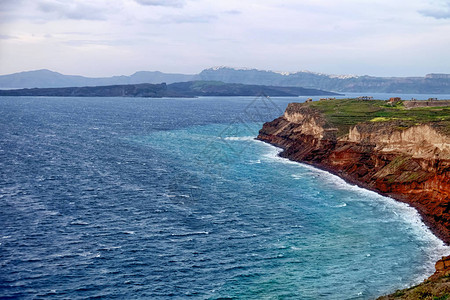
(304, 99, 450, 136)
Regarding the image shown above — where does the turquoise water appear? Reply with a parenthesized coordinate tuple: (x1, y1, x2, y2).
(1, 96, 449, 299)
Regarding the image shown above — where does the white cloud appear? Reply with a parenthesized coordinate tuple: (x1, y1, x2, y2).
(37, 0, 107, 20)
(0, 0, 449, 77)
(134, 0, 185, 7)
(0, 34, 16, 39)
(419, 1, 450, 19)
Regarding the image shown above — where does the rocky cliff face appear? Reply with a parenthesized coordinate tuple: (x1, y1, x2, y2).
(258, 103, 450, 243)
(258, 102, 450, 297)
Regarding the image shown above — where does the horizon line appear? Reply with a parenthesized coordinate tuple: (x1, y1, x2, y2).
(1, 67, 449, 79)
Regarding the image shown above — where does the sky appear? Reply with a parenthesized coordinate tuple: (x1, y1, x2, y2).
(0, 0, 449, 77)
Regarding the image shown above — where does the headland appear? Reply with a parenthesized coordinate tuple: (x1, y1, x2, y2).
(257, 98, 450, 298)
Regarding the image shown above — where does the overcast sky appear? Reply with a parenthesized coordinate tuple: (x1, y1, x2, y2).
(0, 0, 449, 77)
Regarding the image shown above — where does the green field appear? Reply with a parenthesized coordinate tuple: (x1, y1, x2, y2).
(305, 99, 450, 136)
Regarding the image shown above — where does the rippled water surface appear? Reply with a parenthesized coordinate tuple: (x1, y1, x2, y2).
(1, 96, 449, 299)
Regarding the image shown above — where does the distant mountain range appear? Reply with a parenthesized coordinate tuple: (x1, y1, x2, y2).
(0, 69, 195, 89)
(0, 81, 339, 98)
(1, 67, 449, 93)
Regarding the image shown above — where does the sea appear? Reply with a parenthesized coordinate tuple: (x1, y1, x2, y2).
(1, 93, 450, 299)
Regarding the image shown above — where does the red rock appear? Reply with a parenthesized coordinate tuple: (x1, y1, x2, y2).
(258, 104, 450, 246)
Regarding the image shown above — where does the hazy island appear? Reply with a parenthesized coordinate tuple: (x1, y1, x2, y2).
(1, 68, 449, 94)
(257, 98, 450, 299)
(0, 80, 339, 98)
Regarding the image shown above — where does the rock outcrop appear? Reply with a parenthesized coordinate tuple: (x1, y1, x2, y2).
(432, 255, 450, 280)
(258, 102, 450, 297)
(258, 102, 450, 243)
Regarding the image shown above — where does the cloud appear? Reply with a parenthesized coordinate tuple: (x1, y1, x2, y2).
(134, 0, 185, 7)
(419, 1, 450, 19)
(0, 34, 16, 39)
(0, 0, 22, 11)
(419, 9, 450, 19)
(0, 0, 28, 22)
(224, 10, 241, 15)
(1, 0, 450, 77)
(169, 14, 217, 24)
(37, 0, 107, 20)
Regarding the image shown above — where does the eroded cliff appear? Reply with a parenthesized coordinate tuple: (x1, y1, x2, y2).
(257, 99, 450, 297)
(259, 101, 450, 242)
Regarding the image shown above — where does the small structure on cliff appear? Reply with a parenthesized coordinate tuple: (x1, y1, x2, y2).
(358, 96, 373, 100)
(403, 99, 450, 108)
(387, 97, 401, 105)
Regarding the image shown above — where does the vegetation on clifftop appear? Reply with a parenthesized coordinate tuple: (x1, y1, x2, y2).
(378, 275, 450, 300)
(263, 98, 450, 299)
(293, 99, 450, 299)
(302, 99, 450, 136)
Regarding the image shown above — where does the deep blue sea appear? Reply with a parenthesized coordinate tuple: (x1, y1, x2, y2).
(1, 94, 450, 299)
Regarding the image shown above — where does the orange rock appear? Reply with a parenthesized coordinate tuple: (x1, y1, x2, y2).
(431, 256, 450, 280)
(258, 104, 450, 245)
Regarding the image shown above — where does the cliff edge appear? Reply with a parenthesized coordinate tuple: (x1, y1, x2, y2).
(257, 99, 450, 298)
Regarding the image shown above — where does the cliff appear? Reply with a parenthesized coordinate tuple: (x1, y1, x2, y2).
(257, 99, 450, 298)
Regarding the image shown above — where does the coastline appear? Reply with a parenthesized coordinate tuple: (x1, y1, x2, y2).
(255, 99, 450, 297)
(257, 139, 450, 280)
(255, 138, 450, 299)
(259, 136, 450, 246)
(298, 157, 450, 245)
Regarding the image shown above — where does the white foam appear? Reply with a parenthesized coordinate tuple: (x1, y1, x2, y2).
(163, 193, 190, 198)
(203, 134, 450, 276)
(163, 193, 177, 198)
(259, 142, 450, 280)
(248, 159, 261, 164)
(290, 225, 303, 228)
(223, 136, 256, 141)
(171, 231, 209, 237)
(70, 220, 89, 226)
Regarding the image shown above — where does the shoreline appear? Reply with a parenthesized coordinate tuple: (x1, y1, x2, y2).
(259, 139, 450, 251)
(298, 158, 450, 245)
(256, 136, 450, 293)
(259, 136, 450, 244)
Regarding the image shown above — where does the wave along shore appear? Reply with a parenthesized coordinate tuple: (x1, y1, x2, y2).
(257, 99, 450, 298)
